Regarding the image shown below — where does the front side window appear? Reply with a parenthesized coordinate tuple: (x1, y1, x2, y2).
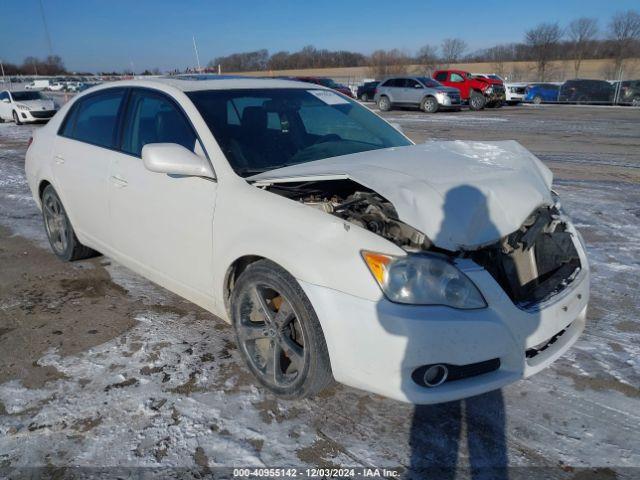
(66, 89, 126, 148)
(0, 91, 9, 101)
(450, 73, 465, 83)
(121, 90, 197, 157)
(417, 77, 442, 88)
(188, 88, 411, 177)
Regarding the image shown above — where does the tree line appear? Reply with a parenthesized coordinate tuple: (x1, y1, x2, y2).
(207, 10, 640, 81)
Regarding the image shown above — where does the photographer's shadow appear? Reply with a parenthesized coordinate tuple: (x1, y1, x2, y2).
(378, 185, 540, 479)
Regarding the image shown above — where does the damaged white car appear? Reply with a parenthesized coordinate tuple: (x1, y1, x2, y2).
(25, 77, 589, 404)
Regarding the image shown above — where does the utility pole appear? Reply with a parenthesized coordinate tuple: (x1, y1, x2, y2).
(192, 36, 201, 72)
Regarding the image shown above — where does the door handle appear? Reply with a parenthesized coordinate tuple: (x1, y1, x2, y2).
(54, 155, 65, 165)
(110, 175, 128, 188)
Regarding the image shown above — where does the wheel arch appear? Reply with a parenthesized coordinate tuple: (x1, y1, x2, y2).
(223, 254, 266, 319)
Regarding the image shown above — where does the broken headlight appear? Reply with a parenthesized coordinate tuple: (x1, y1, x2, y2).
(362, 252, 487, 309)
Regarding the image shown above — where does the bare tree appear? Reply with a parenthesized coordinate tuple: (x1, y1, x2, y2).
(608, 10, 640, 77)
(368, 49, 410, 78)
(440, 38, 467, 64)
(568, 18, 598, 78)
(416, 44, 439, 73)
(525, 22, 563, 81)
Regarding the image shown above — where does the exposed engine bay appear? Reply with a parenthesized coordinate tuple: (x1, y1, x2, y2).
(263, 179, 431, 250)
(262, 179, 581, 308)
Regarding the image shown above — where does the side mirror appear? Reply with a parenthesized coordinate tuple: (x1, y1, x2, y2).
(414, 84, 423, 88)
(142, 143, 215, 179)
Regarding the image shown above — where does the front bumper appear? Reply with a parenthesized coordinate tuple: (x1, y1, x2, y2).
(485, 91, 506, 103)
(17, 109, 57, 122)
(300, 245, 589, 404)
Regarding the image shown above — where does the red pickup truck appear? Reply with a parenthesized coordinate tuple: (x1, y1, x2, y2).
(433, 69, 506, 110)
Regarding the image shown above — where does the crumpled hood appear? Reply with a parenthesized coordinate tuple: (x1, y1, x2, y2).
(19, 99, 56, 110)
(249, 141, 554, 251)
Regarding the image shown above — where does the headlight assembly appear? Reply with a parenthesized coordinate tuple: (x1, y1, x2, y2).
(362, 251, 487, 309)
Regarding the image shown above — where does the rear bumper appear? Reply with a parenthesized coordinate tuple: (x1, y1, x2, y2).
(300, 251, 589, 404)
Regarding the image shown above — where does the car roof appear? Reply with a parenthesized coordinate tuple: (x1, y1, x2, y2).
(88, 75, 329, 93)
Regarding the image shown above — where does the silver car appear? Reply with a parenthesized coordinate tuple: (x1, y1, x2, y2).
(374, 76, 461, 113)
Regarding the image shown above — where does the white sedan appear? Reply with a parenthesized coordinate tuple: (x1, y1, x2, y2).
(0, 90, 58, 124)
(25, 77, 589, 403)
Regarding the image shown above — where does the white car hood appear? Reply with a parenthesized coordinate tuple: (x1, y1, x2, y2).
(20, 99, 55, 110)
(248, 140, 554, 251)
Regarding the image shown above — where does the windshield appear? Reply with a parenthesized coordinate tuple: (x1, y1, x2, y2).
(417, 77, 442, 88)
(12, 91, 44, 101)
(188, 88, 411, 177)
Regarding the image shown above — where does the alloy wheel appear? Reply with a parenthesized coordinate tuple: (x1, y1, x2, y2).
(236, 284, 307, 389)
(43, 190, 70, 255)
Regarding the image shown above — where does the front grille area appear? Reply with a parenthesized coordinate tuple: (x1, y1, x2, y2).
(30, 110, 56, 119)
(412, 358, 501, 387)
(449, 94, 461, 104)
(526, 323, 571, 359)
(470, 206, 581, 309)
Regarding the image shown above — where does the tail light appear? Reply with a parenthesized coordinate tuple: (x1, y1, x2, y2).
(27, 137, 33, 149)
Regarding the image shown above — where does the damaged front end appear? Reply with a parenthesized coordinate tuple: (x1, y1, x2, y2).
(469, 202, 582, 309)
(261, 179, 582, 309)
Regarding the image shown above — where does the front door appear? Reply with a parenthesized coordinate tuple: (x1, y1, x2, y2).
(108, 88, 218, 306)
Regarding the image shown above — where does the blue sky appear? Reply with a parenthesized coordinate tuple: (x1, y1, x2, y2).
(1, 0, 637, 72)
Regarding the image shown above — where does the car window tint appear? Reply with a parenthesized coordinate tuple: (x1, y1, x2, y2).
(450, 73, 464, 82)
(71, 89, 126, 148)
(122, 90, 197, 157)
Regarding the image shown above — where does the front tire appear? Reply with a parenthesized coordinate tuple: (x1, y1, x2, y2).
(468, 92, 485, 111)
(231, 260, 333, 399)
(13, 111, 22, 125)
(41, 185, 97, 261)
(377, 96, 391, 111)
(421, 96, 439, 113)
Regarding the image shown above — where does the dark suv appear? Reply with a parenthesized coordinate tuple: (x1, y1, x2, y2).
(357, 81, 379, 102)
(559, 80, 614, 104)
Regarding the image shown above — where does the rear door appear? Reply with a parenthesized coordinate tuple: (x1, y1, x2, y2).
(53, 88, 128, 249)
(108, 88, 218, 303)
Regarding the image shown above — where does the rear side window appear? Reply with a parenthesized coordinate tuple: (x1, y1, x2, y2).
(62, 89, 126, 148)
(121, 90, 197, 157)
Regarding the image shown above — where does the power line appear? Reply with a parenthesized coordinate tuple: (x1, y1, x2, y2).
(38, 0, 54, 57)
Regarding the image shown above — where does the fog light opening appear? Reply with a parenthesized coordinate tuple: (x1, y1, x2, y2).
(423, 364, 448, 387)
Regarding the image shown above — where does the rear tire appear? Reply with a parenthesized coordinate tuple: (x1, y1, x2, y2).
(468, 92, 485, 111)
(13, 111, 22, 125)
(231, 259, 333, 399)
(41, 185, 97, 262)
(377, 96, 391, 111)
(421, 96, 439, 113)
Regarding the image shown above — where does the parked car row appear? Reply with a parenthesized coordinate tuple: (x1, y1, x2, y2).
(21, 79, 97, 92)
(524, 79, 640, 106)
(367, 70, 506, 113)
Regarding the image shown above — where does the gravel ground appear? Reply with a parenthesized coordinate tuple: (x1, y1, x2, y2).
(0, 104, 639, 479)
